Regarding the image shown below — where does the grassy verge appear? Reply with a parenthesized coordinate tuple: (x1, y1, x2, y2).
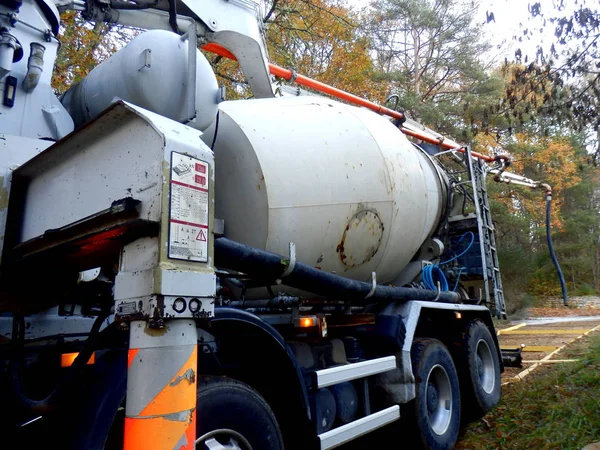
(456, 333, 600, 450)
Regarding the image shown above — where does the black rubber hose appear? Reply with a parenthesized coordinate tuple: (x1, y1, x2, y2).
(546, 195, 568, 306)
(168, 0, 180, 34)
(10, 312, 108, 415)
(214, 238, 461, 304)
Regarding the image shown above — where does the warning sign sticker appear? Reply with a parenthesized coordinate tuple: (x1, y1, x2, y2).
(168, 152, 209, 262)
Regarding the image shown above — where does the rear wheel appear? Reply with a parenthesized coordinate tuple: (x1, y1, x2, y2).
(409, 338, 461, 450)
(196, 377, 284, 450)
(457, 320, 501, 420)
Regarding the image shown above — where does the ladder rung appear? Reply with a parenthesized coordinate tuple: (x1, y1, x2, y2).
(315, 356, 396, 388)
(319, 406, 400, 449)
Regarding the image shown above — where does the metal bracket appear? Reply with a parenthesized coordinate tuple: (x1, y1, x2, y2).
(364, 272, 377, 299)
(115, 294, 214, 322)
(432, 281, 441, 302)
(138, 48, 151, 71)
(279, 242, 296, 278)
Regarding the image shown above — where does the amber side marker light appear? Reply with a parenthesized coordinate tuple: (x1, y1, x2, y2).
(61, 352, 96, 368)
(299, 317, 318, 328)
(295, 315, 328, 337)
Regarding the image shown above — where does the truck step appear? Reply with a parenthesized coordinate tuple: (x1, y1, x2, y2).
(319, 405, 400, 449)
(315, 355, 397, 388)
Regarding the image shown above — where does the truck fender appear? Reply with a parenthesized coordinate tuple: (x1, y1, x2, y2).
(208, 308, 314, 450)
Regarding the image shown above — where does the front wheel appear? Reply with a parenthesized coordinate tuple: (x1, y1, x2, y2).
(196, 376, 284, 450)
(409, 338, 461, 450)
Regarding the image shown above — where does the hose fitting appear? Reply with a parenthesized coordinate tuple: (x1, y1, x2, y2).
(22, 42, 45, 92)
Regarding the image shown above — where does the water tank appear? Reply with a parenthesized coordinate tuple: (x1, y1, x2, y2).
(206, 96, 448, 284)
(61, 30, 219, 131)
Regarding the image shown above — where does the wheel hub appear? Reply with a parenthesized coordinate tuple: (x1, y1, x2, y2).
(196, 429, 253, 450)
(427, 382, 438, 414)
(477, 354, 484, 380)
(475, 339, 495, 394)
(425, 364, 452, 436)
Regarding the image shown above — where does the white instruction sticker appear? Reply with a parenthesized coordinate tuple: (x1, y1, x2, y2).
(168, 152, 209, 262)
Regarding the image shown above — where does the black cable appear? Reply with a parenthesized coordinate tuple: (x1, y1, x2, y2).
(263, 0, 279, 23)
(545, 195, 568, 306)
(168, 0, 180, 34)
(210, 111, 220, 150)
(10, 312, 109, 415)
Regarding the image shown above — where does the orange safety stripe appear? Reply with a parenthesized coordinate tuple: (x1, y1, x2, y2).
(182, 413, 196, 450)
(124, 413, 195, 450)
(140, 346, 198, 416)
(127, 348, 139, 369)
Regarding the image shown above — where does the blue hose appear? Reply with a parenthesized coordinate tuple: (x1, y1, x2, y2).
(440, 231, 475, 265)
(422, 231, 475, 292)
(453, 267, 466, 292)
(422, 265, 449, 291)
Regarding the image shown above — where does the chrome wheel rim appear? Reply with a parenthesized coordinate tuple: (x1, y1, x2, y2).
(476, 338, 495, 394)
(425, 364, 453, 435)
(196, 429, 253, 450)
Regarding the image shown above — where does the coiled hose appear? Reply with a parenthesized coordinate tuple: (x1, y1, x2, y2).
(422, 232, 474, 293)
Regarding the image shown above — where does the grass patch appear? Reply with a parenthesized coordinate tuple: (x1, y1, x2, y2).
(456, 333, 600, 450)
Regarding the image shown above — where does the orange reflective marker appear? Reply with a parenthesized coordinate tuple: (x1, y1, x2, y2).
(60, 352, 95, 367)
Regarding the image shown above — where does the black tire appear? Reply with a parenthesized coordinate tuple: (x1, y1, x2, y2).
(409, 338, 461, 450)
(457, 320, 501, 420)
(196, 376, 284, 450)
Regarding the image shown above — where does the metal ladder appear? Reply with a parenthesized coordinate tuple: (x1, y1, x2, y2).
(465, 147, 507, 319)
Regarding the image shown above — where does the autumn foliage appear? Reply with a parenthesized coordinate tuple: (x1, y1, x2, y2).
(266, 0, 380, 100)
(52, 12, 119, 95)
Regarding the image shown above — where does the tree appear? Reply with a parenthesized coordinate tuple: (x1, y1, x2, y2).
(267, 0, 380, 99)
(210, 0, 380, 101)
(52, 12, 123, 95)
(496, 1, 600, 162)
(366, 0, 500, 137)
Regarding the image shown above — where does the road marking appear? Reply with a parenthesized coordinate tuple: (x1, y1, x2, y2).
(502, 345, 558, 352)
(500, 329, 591, 335)
(522, 359, 579, 364)
(505, 323, 600, 384)
(498, 323, 526, 334)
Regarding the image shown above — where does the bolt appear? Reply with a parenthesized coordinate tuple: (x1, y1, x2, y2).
(148, 318, 165, 329)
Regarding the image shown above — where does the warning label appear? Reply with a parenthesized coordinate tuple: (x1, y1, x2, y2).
(168, 152, 209, 262)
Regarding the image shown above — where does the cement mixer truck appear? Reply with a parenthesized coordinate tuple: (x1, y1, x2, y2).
(0, 0, 548, 448)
